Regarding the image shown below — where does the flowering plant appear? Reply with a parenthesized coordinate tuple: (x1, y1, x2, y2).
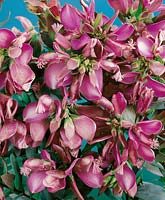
(0, 0, 165, 199)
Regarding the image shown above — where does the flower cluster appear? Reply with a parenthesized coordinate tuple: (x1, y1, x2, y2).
(0, 0, 165, 199)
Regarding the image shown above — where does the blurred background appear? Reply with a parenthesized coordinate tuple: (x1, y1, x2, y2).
(0, 0, 114, 30)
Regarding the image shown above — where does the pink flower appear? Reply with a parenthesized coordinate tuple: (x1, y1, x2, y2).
(108, 0, 132, 13)
(116, 164, 137, 197)
(60, 4, 81, 31)
(145, 76, 165, 97)
(44, 61, 71, 90)
(80, 69, 114, 112)
(74, 155, 104, 188)
(43, 170, 66, 193)
(112, 92, 127, 115)
(129, 120, 162, 162)
(0, 29, 16, 48)
(137, 37, 154, 59)
(23, 102, 49, 147)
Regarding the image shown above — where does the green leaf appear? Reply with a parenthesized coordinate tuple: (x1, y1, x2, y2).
(134, 2, 143, 20)
(10, 154, 22, 191)
(39, 189, 54, 200)
(25, 148, 37, 159)
(94, 13, 102, 29)
(144, 161, 164, 177)
(136, 182, 165, 200)
(1, 173, 15, 190)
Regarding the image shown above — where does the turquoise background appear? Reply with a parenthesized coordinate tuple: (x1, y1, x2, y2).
(0, 0, 114, 30)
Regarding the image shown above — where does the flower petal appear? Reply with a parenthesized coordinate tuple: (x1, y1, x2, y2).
(0, 28, 15, 48)
(138, 144, 155, 162)
(73, 115, 96, 141)
(145, 76, 165, 97)
(137, 37, 154, 58)
(116, 165, 137, 197)
(44, 62, 69, 89)
(15, 43, 33, 65)
(0, 121, 17, 142)
(60, 4, 80, 30)
(71, 34, 90, 50)
(27, 171, 46, 193)
(112, 92, 127, 115)
(137, 120, 162, 135)
(23, 102, 49, 122)
(149, 61, 165, 76)
(114, 23, 134, 41)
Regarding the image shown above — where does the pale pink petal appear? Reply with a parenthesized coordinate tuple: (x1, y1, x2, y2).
(10, 62, 35, 91)
(23, 102, 49, 122)
(30, 120, 49, 142)
(16, 16, 33, 31)
(67, 58, 79, 70)
(8, 46, 22, 59)
(64, 117, 75, 140)
(0, 28, 15, 48)
(0, 121, 17, 142)
(43, 170, 66, 193)
(44, 62, 69, 89)
(75, 156, 103, 188)
(55, 33, 71, 50)
(73, 115, 96, 141)
(156, 45, 165, 60)
(60, 128, 82, 149)
(149, 61, 165, 76)
(137, 37, 154, 58)
(27, 171, 46, 193)
(137, 120, 162, 135)
(15, 43, 33, 65)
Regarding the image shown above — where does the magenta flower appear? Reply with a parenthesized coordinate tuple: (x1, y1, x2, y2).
(80, 69, 114, 112)
(129, 120, 162, 162)
(21, 150, 56, 193)
(43, 170, 66, 193)
(74, 155, 104, 188)
(0, 29, 16, 48)
(145, 76, 165, 97)
(116, 164, 137, 197)
(23, 102, 49, 147)
(112, 92, 127, 115)
(137, 37, 154, 59)
(60, 4, 81, 31)
(44, 61, 71, 90)
(108, 0, 132, 13)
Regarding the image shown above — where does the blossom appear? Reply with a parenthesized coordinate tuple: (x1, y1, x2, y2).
(74, 155, 104, 188)
(116, 164, 137, 197)
(129, 120, 162, 162)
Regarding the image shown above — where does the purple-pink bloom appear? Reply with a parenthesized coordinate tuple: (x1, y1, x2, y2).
(60, 4, 81, 31)
(112, 92, 127, 115)
(44, 61, 70, 90)
(137, 37, 154, 58)
(129, 120, 162, 162)
(145, 76, 165, 97)
(74, 155, 104, 188)
(116, 164, 137, 197)
(0, 28, 16, 48)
